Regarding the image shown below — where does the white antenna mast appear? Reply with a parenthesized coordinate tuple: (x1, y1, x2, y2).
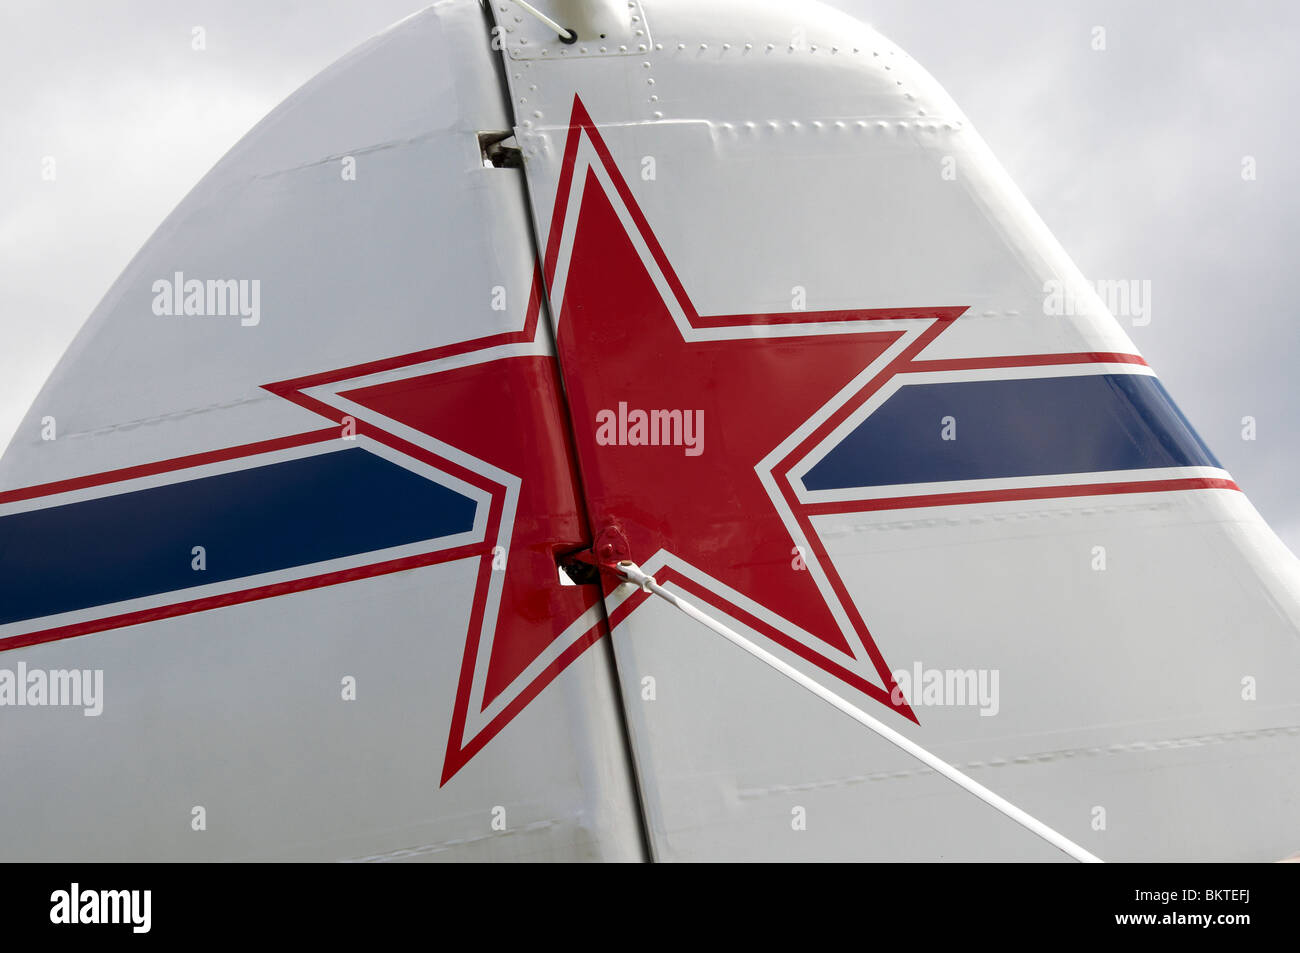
(506, 0, 577, 43)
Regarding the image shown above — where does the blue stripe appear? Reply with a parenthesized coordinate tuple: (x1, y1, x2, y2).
(803, 373, 1220, 491)
(0, 448, 476, 625)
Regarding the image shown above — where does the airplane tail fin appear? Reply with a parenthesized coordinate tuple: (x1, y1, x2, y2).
(1, 0, 1297, 861)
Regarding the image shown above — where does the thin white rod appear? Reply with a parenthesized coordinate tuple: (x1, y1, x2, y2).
(507, 0, 576, 40)
(613, 560, 1103, 864)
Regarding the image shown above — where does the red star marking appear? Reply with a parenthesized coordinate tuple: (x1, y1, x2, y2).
(260, 96, 977, 781)
(261, 96, 955, 783)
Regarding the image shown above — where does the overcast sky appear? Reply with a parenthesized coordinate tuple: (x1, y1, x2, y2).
(3, 0, 1297, 551)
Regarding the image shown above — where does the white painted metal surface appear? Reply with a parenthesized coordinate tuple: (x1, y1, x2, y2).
(611, 559, 1103, 863)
